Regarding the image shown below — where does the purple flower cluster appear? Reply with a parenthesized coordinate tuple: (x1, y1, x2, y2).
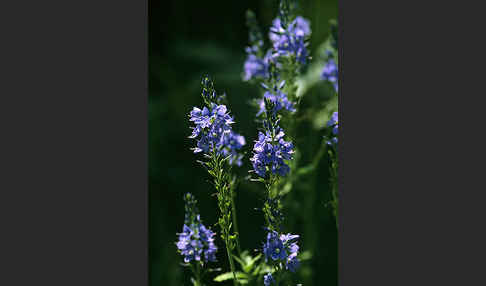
(189, 94, 246, 166)
(269, 16, 311, 64)
(256, 81, 295, 116)
(326, 111, 338, 145)
(243, 15, 311, 81)
(250, 127, 294, 177)
(263, 230, 301, 273)
(176, 193, 218, 264)
(321, 58, 338, 92)
(189, 104, 232, 153)
(177, 217, 218, 263)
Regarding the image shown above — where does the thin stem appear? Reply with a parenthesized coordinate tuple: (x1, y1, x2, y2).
(230, 179, 242, 256)
(195, 262, 202, 286)
(275, 266, 282, 286)
(330, 150, 339, 228)
(225, 240, 238, 286)
(209, 150, 238, 286)
(190, 263, 202, 286)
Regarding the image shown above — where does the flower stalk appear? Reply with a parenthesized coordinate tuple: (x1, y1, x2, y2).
(229, 176, 242, 256)
(208, 150, 238, 286)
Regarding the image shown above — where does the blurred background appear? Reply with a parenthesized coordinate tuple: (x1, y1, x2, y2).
(149, 0, 338, 285)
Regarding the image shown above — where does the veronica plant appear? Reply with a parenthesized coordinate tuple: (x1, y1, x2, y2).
(242, 1, 318, 284)
(249, 89, 301, 286)
(268, 0, 311, 107)
(246, 6, 305, 277)
(188, 75, 246, 285)
(244, 0, 311, 113)
(244, 1, 311, 189)
(176, 193, 218, 286)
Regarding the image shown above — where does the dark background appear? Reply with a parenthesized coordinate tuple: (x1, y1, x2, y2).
(149, 0, 338, 285)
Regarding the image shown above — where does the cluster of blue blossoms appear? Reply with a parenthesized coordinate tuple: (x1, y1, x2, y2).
(321, 57, 338, 92)
(176, 193, 218, 264)
(176, 219, 218, 263)
(256, 81, 295, 117)
(269, 16, 311, 65)
(189, 79, 246, 166)
(262, 230, 301, 285)
(326, 111, 338, 145)
(250, 127, 294, 177)
(243, 15, 311, 83)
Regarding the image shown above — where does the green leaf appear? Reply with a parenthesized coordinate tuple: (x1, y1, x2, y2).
(233, 255, 246, 269)
(299, 250, 313, 261)
(248, 253, 261, 267)
(213, 272, 249, 283)
(256, 264, 275, 275)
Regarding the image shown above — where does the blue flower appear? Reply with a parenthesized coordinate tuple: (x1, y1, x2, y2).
(327, 111, 338, 127)
(279, 233, 299, 244)
(189, 80, 246, 166)
(326, 111, 338, 145)
(293, 16, 311, 37)
(321, 58, 338, 92)
(262, 230, 301, 273)
(286, 253, 300, 272)
(177, 194, 218, 264)
(243, 54, 267, 81)
(263, 230, 287, 261)
(257, 81, 295, 116)
(250, 127, 294, 178)
(243, 48, 274, 81)
(280, 233, 300, 272)
(221, 131, 246, 166)
(264, 273, 275, 286)
(271, 158, 290, 176)
(199, 223, 218, 262)
(189, 103, 234, 154)
(269, 17, 311, 42)
(269, 16, 311, 65)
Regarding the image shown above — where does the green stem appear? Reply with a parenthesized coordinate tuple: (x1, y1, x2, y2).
(275, 266, 281, 286)
(225, 240, 238, 286)
(230, 180, 242, 256)
(196, 262, 202, 286)
(209, 150, 238, 286)
(190, 263, 202, 286)
(331, 150, 339, 228)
